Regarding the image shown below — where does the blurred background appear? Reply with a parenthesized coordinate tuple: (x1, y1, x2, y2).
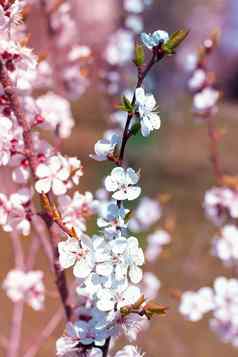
(2, 0, 238, 356)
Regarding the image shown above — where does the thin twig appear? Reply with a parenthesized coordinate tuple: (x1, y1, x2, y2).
(102, 48, 166, 357)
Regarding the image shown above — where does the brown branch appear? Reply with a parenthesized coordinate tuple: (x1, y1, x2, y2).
(207, 116, 223, 183)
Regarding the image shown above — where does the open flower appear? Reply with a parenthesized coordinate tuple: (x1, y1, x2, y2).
(97, 285, 141, 312)
(141, 30, 169, 49)
(135, 87, 161, 137)
(58, 236, 95, 279)
(112, 237, 144, 284)
(114, 345, 145, 357)
(105, 167, 141, 201)
(90, 131, 120, 162)
(35, 155, 70, 195)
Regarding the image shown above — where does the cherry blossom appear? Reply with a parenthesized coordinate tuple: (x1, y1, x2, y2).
(141, 272, 160, 299)
(35, 155, 70, 195)
(105, 167, 141, 201)
(0, 117, 13, 166)
(188, 69, 206, 91)
(204, 187, 238, 224)
(91, 131, 120, 162)
(36, 92, 75, 139)
(145, 230, 171, 262)
(58, 191, 98, 235)
(179, 287, 214, 321)
(114, 345, 145, 357)
(141, 30, 169, 49)
(56, 336, 79, 356)
(3, 270, 45, 310)
(193, 87, 219, 113)
(105, 30, 134, 66)
(58, 236, 95, 279)
(129, 196, 161, 232)
(3, 188, 32, 236)
(212, 225, 238, 266)
(135, 87, 161, 137)
(124, 0, 144, 13)
(96, 285, 141, 312)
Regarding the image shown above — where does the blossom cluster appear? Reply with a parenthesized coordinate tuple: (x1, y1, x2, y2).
(186, 36, 220, 116)
(179, 33, 238, 349)
(180, 277, 238, 347)
(3, 269, 45, 310)
(0, 2, 178, 357)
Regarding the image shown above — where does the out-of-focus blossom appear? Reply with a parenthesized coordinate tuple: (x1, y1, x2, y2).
(105, 30, 134, 65)
(124, 0, 144, 13)
(36, 92, 75, 139)
(129, 197, 161, 232)
(193, 87, 219, 113)
(204, 187, 238, 224)
(0, 117, 13, 166)
(188, 69, 206, 91)
(179, 287, 214, 321)
(145, 230, 171, 262)
(58, 191, 98, 235)
(212, 225, 238, 266)
(3, 270, 45, 310)
(141, 272, 160, 299)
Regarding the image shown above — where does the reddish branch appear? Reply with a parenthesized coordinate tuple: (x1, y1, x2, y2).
(207, 116, 223, 183)
(0, 60, 72, 320)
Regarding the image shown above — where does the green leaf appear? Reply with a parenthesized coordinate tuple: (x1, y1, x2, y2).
(130, 121, 141, 136)
(163, 29, 189, 54)
(134, 43, 145, 66)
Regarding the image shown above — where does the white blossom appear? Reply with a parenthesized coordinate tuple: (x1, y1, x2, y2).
(213, 225, 238, 265)
(141, 30, 169, 49)
(105, 167, 141, 201)
(188, 69, 206, 91)
(105, 30, 134, 65)
(179, 287, 214, 321)
(58, 236, 95, 278)
(124, 0, 144, 13)
(129, 197, 161, 232)
(145, 230, 171, 262)
(193, 87, 219, 113)
(3, 270, 45, 310)
(35, 155, 70, 195)
(97, 285, 141, 312)
(91, 131, 120, 162)
(135, 87, 161, 137)
(114, 345, 145, 357)
(36, 92, 75, 138)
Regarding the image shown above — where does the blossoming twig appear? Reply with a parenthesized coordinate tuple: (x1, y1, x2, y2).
(0, 60, 72, 320)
